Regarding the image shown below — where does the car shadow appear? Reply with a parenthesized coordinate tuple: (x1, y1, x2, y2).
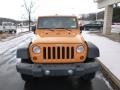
(24, 77, 93, 90)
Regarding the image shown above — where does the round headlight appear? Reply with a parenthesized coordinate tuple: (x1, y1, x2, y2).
(77, 46, 84, 53)
(32, 46, 40, 54)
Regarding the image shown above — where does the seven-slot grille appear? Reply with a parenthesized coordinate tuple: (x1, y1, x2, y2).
(43, 46, 74, 60)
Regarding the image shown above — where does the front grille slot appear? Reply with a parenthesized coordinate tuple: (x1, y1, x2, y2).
(43, 46, 74, 60)
(57, 47, 60, 59)
(48, 47, 51, 59)
(62, 47, 65, 59)
(53, 47, 56, 59)
(43, 47, 46, 59)
(67, 47, 69, 59)
(71, 47, 74, 59)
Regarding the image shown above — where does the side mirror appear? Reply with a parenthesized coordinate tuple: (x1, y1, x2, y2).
(31, 26, 36, 33)
(80, 26, 84, 33)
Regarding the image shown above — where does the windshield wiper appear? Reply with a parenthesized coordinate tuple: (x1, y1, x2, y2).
(61, 28, 72, 31)
(40, 28, 72, 31)
(49, 29, 55, 31)
(48, 28, 71, 31)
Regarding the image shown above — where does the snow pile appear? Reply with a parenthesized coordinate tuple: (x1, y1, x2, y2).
(83, 31, 120, 80)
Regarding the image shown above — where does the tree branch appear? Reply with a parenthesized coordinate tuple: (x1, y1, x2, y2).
(23, 0, 29, 13)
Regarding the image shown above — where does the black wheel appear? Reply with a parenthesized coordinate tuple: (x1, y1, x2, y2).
(80, 26, 84, 30)
(14, 30, 16, 33)
(21, 74, 34, 82)
(20, 59, 34, 81)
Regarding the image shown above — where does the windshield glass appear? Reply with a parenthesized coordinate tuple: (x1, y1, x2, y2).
(90, 21, 103, 24)
(38, 17, 77, 29)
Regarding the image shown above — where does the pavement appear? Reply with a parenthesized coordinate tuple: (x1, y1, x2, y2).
(83, 31, 120, 81)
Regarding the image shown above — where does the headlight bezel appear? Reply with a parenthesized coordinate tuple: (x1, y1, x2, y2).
(32, 45, 41, 54)
(76, 45, 84, 53)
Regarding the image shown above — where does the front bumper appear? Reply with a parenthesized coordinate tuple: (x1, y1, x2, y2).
(16, 61, 100, 77)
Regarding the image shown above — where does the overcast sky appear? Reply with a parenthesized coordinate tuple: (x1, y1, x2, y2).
(0, 0, 102, 20)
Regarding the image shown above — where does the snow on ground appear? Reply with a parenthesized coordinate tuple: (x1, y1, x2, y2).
(83, 31, 120, 80)
(16, 27, 29, 34)
(112, 25, 120, 33)
(0, 27, 35, 55)
(0, 32, 34, 54)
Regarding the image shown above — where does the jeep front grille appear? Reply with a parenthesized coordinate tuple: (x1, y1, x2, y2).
(43, 46, 74, 60)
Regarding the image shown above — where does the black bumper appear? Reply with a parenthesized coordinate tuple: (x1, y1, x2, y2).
(16, 61, 100, 77)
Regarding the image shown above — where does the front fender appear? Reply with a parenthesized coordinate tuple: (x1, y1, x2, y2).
(17, 43, 30, 59)
(86, 41, 100, 58)
(17, 48, 29, 59)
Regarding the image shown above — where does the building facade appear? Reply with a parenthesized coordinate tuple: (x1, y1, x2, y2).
(95, 0, 120, 34)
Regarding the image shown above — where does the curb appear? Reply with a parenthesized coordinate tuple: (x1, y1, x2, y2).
(98, 61, 120, 90)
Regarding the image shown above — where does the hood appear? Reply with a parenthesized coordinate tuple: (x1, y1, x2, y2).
(32, 34, 84, 44)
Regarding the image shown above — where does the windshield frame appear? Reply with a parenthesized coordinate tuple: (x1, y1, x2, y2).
(37, 16, 78, 29)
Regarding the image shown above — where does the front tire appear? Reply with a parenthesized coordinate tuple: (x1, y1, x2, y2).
(20, 59, 34, 81)
(21, 74, 34, 82)
(9, 31, 12, 34)
(14, 30, 16, 33)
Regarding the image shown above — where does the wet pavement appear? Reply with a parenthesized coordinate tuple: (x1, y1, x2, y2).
(23, 73, 110, 90)
(0, 32, 111, 90)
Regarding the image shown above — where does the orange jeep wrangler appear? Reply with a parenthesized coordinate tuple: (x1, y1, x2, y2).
(16, 16, 100, 81)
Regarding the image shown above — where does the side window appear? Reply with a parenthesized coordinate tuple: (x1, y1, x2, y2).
(96, 22, 101, 24)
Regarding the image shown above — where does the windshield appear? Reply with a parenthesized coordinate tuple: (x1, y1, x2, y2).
(38, 17, 78, 29)
(90, 21, 103, 24)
